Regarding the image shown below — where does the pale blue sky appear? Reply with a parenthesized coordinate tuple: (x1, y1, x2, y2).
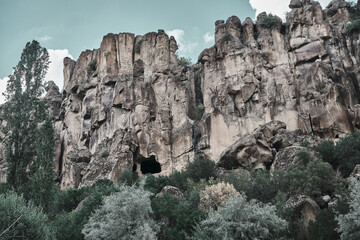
(0, 0, 337, 99)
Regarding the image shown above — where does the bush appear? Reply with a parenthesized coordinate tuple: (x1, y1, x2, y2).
(184, 155, 215, 183)
(257, 14, 278, 29)
(151, 192, 205, 240)
(308, 200, 349, 240)
(118, 169, 134, 186)
(100, 150, 109, 158)
(199, 182, 239, 212)
(317, 131, 360, 177)
(337, 179, 360, 239)
(178, 56, 192, 67)
(53, 179, 118, 240)
(191, 195, 288, 239)
(87, 59, 97, 76)
(276, 158, 341, 198)
(0, 192, 55, 239)
(82, 184, 159, 240)
(223, 169, 278, 203)
(51, 186, 90, 216)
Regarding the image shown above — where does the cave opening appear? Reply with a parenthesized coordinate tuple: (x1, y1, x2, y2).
(140, 156, 161, 174)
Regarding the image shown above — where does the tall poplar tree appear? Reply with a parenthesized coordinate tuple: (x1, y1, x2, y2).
(2, 40, 55, 209)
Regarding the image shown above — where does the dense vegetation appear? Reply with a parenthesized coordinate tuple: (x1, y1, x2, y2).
(1, 40, 360, 240)
(346, 1, 360, 34)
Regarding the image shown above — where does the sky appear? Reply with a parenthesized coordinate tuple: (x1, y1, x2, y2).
(0, 0, 338, 103)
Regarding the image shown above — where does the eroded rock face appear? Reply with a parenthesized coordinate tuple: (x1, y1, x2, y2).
(1, 1, 359, 188)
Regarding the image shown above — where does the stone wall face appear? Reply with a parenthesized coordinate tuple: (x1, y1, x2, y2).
(1, 0, 359, 189)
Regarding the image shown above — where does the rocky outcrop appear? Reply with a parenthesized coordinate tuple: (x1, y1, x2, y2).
(1, 0, 359, 189)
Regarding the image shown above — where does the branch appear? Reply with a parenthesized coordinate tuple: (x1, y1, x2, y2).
(0, 213, 24, 238)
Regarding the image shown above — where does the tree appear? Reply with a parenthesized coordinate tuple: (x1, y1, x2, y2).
(82, 184, 159, 240)
(0, 192, 55, 239)
(1, 40, 55, 208)
(337, 179, 360, 239)
(191, 195, 288, 240)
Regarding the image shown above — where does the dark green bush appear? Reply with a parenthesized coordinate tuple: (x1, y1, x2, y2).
(257, 14, 278, 29)
(308, 200, 349, 240)
(118, 169, 134, 186)
(223, 169, 278, 203)
(316, 131, 360, 177)
(151, 193, 205, 240)
(178, 56, 192, 67)
(184, 155, 215, 183)
(52, 179, 118, 240)
(87, 59, 97, 76)
(346, 19, 360, 34)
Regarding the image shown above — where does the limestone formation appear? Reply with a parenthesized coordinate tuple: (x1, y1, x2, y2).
(1, 0, 360, 189)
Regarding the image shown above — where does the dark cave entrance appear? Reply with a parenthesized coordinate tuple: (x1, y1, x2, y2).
(140, 156, 161, 174)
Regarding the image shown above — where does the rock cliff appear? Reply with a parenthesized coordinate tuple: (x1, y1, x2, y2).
(3, 0, 360, 189)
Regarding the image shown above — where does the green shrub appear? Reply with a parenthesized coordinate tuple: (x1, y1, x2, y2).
(317, 131, 360, 177)
(299, 140, 310, 148)
(0, 192, 55, 240)
(184, 155, 215, 183)
(87, 59, 97, 76)
(191, 195, 288, 239)
(118, 169, 133, 186)
(52, 179, 118, 240)
(257, 14, 278, 29)
(195, 103, 205, 120)
(179, 56, 192, 67)
(82, 184, 159, 240)
(51, 186, 90, 216)
(276, 158, 341, 198)
(223, 169, 278, 203)
(315, 140, 337, 168)
(100, 150, 109, 158)
(151, 193, 205, 240)
(308, 200, 349, 240)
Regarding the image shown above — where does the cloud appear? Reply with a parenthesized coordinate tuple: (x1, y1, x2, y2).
(46, 49, 73, 90)
(38, 35, 52, 42)
(167, 29, 198, 58)
(249, 0, 334, 19)
(0, 77, 9, 104)
(203, 32, 214, 44)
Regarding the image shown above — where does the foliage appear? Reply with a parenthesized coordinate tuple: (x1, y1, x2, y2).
(195, 103, 205, 120)
(316, 131, 360, 177)
(308, 200, 349, 240)
(223, 169, 278, 203)
(0, 192, 55, 239)
(151, 192, 205, 240)
(184, 155, 215, 183)
(50, 186, 90, 216)
(346, 2, 360, 34)
(1, 40, 56, 209)
(82, 184, 159, 240)
(315, 140, 337, 167)
(87, 59, 97, 76)
(191, 195, 288, 240)
(337, 179, 360, 240)
(199, 182, 239, 212)
(118, 169, 134, 186)
(299, 140, 310, 148)
(178, 56, 192, 67)
(257, 13, 278, 29)
(276, 158, 341, 198)
(53, 179, 117, 240)
(100, 150, 109, 158)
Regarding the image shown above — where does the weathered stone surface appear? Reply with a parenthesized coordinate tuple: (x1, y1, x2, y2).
(286, 195, 321, 227)
(1, 0, 360, 188)
(156, 186, 184, 199)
